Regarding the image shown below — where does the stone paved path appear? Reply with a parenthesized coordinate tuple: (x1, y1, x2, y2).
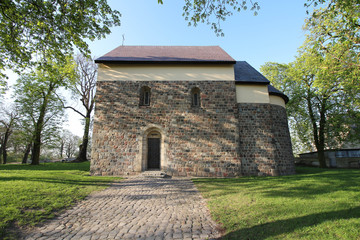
(24, 178, 221, 240)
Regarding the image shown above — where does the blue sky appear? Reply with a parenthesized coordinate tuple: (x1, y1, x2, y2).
(89, 0, 309, 71)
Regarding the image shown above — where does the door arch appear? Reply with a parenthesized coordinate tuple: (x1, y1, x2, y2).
(147, 130, 161, 170)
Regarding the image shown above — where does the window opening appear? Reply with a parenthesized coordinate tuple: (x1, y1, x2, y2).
(191, 87, 201, 107)
(140, 86, 151, 106)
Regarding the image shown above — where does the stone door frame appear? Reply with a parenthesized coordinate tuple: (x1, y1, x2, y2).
(140, 125, 167, 171)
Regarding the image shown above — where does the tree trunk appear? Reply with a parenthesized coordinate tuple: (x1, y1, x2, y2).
(3, 148, 7, 164)
(31, 87, 52, 165)
(22, 143, 32, 164)
(76, 113, 90, 162)
(318, 148, 326, 168)
(0, 144, 2, 164)
(60, 141, 64, 159)
(317, 98, 327, 168)
(2, 129, 11, 164)
(306, 88, 328, 168)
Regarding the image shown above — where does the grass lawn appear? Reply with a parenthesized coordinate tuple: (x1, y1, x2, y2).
(0, 162, 119, 239)
(194, 167, 360, 240)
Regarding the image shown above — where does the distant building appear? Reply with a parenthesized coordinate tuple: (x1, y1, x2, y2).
(90, 46, 295, 177)
(297, 149, 360, 168)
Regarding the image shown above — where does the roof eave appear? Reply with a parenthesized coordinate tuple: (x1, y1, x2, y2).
(94, 59, 236, 64)
(234, 81, 269, 85)
(269, 92, 289, 104)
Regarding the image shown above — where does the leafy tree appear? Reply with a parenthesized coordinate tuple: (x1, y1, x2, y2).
(64, 132, 81, 159)
(158, 0, 260, 36)
(63, 54, 97, 162)
(261, 1, 360, 167)
(0, 104, 19, 164)
(261, 44, 359, 167)
(305, 0, 360, 70)
(56, 129, 80, 159)
(14, 57, 76, 165)
(0, 0, 121, 85)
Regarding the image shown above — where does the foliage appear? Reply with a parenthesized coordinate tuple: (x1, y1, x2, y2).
(63, 131, 81, 158)
(158, 0, 259, 36)
(0, 104, 19, 164)
(305, 0, 360, 73)
(261, 3, 360, 166)
(14, 56, 77, 165)
(0, 0, 121, 82)
(262, 45, 360, 166)
(0, 161, 119, 239)
(194, 167, 360, 239)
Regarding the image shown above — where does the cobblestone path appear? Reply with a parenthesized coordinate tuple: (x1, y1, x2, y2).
(24, 178, 221, 240)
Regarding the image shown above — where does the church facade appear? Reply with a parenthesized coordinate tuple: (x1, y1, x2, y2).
(90, 46, 295, 177)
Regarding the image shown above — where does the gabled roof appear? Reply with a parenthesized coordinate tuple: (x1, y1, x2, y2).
(234, 61, 270, 84)
(95, 46, 236, 64)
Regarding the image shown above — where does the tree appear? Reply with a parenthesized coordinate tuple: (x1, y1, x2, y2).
(260, 1, 360, 167)
(305, 0, 360, 70)
(14, 57, 76, 165)
(0, 105, 19, 164)
(0, 0, 121, 83)
(64, 132, 81, 159)
(62, 54, 97, 162)
(158, 0, 260, 36)
(261, 44, 360, 167)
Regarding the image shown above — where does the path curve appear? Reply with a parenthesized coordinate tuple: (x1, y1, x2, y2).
(24, 178, 221, 240)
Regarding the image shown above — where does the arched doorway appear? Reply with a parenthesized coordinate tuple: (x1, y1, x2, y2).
(147, 131, 161, 170)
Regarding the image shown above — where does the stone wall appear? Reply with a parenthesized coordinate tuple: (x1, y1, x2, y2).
(91, 81, 295, 177)
(238, 103, 295, 176)
(91, 80, 241, 177)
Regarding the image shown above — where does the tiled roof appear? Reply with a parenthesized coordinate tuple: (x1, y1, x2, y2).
(234, 61, 288, 103)
(234, 61, 270, 84)
(268, 85, 289, 103)
(95, 46, 236, 63)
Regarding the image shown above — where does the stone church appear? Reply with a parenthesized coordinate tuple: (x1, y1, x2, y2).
(90, 46, 295, 177)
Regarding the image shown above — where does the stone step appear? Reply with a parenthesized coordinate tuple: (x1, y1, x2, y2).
(140, 170, 168, 178)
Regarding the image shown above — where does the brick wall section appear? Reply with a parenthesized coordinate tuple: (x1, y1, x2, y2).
(90, 80, 241, 177)
(238, 103, 295, 176)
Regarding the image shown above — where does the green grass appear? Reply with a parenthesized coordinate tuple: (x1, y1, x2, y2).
(0, 162, 119, 239)
(193, 167, 360, 240)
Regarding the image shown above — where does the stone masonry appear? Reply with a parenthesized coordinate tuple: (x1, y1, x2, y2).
(238, 103, 295, 176)
(91, 80, 241, 177)
(91, 80, 295, 177)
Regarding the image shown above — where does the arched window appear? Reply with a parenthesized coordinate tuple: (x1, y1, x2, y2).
(191, 87, 201, 107)
(140, 86, 151, 106)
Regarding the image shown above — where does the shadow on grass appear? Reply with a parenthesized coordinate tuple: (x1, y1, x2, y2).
(0, 162, 90, 171)
(0, 176, 117, 187)
(220, 206, 360, 240)
(193, 167, 360, 199)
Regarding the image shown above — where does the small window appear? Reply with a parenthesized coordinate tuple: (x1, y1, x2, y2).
(140, 86, 151, 106)
(191, 87, 201, 107)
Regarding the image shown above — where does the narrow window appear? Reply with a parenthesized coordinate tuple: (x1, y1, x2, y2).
(140, 86, 151, 106)
(191, 87, 201, 107)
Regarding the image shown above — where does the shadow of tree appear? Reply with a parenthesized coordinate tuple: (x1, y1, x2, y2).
(193, 167, 360, 199)
(0, 162, 90, 171)
(0, 176, 116, 187)
(220, 206, 360, 240)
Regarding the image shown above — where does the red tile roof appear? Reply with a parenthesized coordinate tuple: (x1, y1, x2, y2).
(95, 46, 236, 63)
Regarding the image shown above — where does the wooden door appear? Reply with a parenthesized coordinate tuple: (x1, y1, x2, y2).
(147, 138, 160, 169)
